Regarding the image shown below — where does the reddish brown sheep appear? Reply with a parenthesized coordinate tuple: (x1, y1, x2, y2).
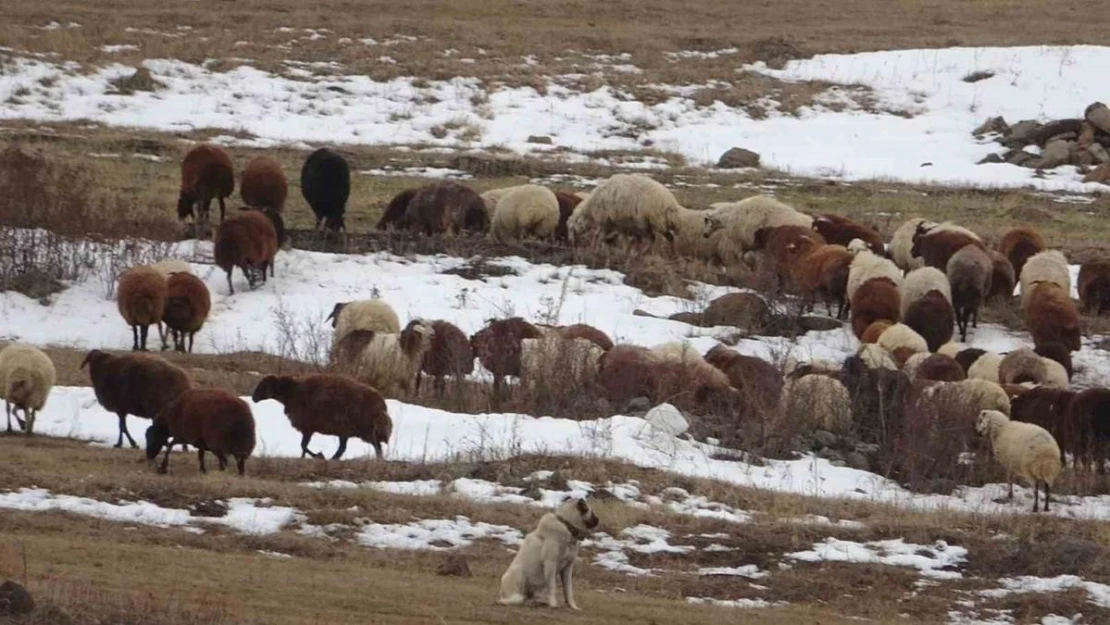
(146, 388, 256, 475)
(596, 344, 741, 415)
(1025, 282, 1082, 352)
(752, 225, 826, 290)
(239, 156, 288, 212)
(553, 323, 613, 352)
(1068, 388, 1110, 473)
(998, 227, 1046, 279)
(849, 277, 901, 340)
(401, 181, 490, 236)
(214, 209, 279, 294)
(417, 320, 475, 397)
(117, 266, 167, 352)
(860, 320, 894, 344)
(177, 144, 234, 234)
(377, 188, 417, 231)
(902, 290, 955, 352)
(911, 222, 985, 270)
(163, 271, 210, 353)
(812, 213, 884, 255)
(796, 244, 853, 318)
(703, 344, 782, 410)
(914, 353, 967, 383)
(553, 191, 583, 242)
(81, 349, 193, 448)
(986, 250, 1016, 302)
(470, 317, 545, 397)
(1078, 259, 1110, 316)
(252, 374, 392, 460)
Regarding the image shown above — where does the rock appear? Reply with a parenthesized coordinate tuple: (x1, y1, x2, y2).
(632, 309, 660, 319)
(846, 451, 870, 471)
(716, 147, 761, 169)
(977, 153, 1004, 165)
(1079, 123, 1096, 148)
(437, 554, 472, 577)
(854, 442, 881, 456)
(667, 311, 702, 325)
(111, 67, 163, 94)
(1002, 120, 1041, 147)
(1030, 119, 1084, 146)
(450, 154, 533, 177)
(829, 459, 847, 468)
(526, 135, 553, 145)
(1074, 143, 1095, 167)
(1045, 132, 1077, 145)
(1004, 149, 1038, 167)
(796, 315, 845, 332)
(644, 403, 689, 437)
(1084, 163, 1110, 184)
(972, 116, 1009, 137)
(812, 430, 838, 449)
(1086, 102, 1110, 134)
(1089, 143, 1110, 164)
(626, 396, 652, 414)
(660, 486, 691, 501)
(701, 292, 771, 332)
(0, 581, 34, 615)
(1035, 140, 1073, 169)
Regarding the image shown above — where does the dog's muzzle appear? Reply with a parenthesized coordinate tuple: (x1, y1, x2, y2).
(584, 512, 600, 529)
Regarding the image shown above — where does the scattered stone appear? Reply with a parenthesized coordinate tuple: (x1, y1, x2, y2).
(977, 153, 1004, 165)
(1035, 140, 1072, 169)
(796, 315, 844, 332)
(644, 403, 689, 437)
(963, 70, 995, 84)
(667, 311, 702, 325)
(829, 459, 847, 468)
(1002, 120, 1041, 147)
(1004, 149, 1038, 167)
(592, 488, 617, 501)
(437, 553, 472, 577)
(519, 483, 543, 500)
(1089, 143, 1110, 164)
(631, 309, 657, 318)
(626, 396, 652, 414)
(973, 117, 1009, 137)
(1086, 102, 1110, 134)
(0, 580, 34, 615)
(1030, 119, 1085, 146)
(812, 430, 838, 449)
(1045, 132, 1078, 145)
(701, 292, 771, 332)
(526, 135, 553, 145)
(846, 451, 870, 471)
(450, 154, 533, 177)
(1083, 163, 1110, 184)
(660, 486, 691, 501)
(854, 442, 881, 456)
(716, 147, 761, 169)
(111, 67, 163, 94)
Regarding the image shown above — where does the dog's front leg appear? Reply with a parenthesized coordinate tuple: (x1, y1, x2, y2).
(560, 564, 580, 611)
(543, 560, 560, 608)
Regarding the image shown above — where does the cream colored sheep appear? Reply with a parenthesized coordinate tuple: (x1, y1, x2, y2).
(858, 343, 898, 370)
(149, 259, 192, 278)
(901, 351, 931, 379)
(703, 195, 813, 265)
(650, 341, 732, 389)
(976, 409, 1062, 512)
(967, 351, 1004, 384)
(330, 320, 435, 397)
(1020, 250, 1071, 309)
(890, 217, 936, 271)
(923, 378, 1011, 416)
(0, 343, 56, 435)
(480, 186, 512, 216)
(568, 174, 683, 250)
(877, 323, 928, 361)
(327, 299, 401, 342)
(520, 336, 604, 389)
(998, 348, 1068, 389)
(847, 246, 903, 302)
(783, 374, 852, 434)
(489, 185, 560, 241)
(670, 206, 721, 261)
(937, 342, 965, 359)
(900, 267, 952, 317)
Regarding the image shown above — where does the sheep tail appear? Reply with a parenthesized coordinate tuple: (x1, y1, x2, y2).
(1027, 447, 1062, 485)
(227, 415, 257, 454)
(376, 413, 393, 446)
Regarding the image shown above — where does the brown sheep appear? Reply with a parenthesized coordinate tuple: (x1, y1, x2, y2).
(703, 344, 782, 410)
(470, 318, 545, 397)
(914, 353, 966, 383)
(1025, 282, 1081, 352)
(239, 156, 288, 212)
(81, 349, 193, 448)
(177, 144, 234, 233)
(117, 266, 167, 352)
(596, 344, 741, 416)
(795, 244, 852, 318)
(752, 225, 826, 288)
(860, 320, 894, 344)
(214, 209, 279, 294)
(1011, 386, 1077, 468)
(162, 272, 210, 353)
(553, 323, 613, 352)
(1078, 259, 1110, 316)
(553, 191, 583, 242)
(849, 277, 901, 340)
(416, 320, 475, 397)
(998, 227, 1046, 279)
(911, 222, 985, 270)
(252, 374, 392, 460)
(954, 348, 987, 375)
(377, 188, 417, 231)
(1067, 388, 1110, 473)
(902, 290, 955, 351)
(812, 213, 884, 255)
(1035, 341, 1074, 381)
(401, 181, 490, 236)
(146, 388, 256, 475)
(947, 244, 993, 342)
(986, 250, 1016, 302)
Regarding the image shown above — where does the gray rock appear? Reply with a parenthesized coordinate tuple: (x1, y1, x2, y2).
(796, 315, 843, 332)
(812, 430, 838, 449)
(1004, 149, 1039, 166)
(846, 451, 870, 471)
(829, 459, 847, 468)
(644, 403, 689, 437)
(526, 135, 553, 145)
(702, 292, 771, 332)
(0, 580, 34, 615)
(1003, 120, 1041, 147)
(1046, 132, 1078, 145)
(854, 442, 881, 455)
(1035, 140, 1073, 169)
(1086, 102, 1110, 134)
(1089, 143, 1110, 164)
(972, 116, 1009, 137)
(717, 147, 761, 169)
(1030, 119, 1084, 146)
(1084, 163, 1110, 184)
(626, 396, 652, 413)
(977, 153, 1004, 165)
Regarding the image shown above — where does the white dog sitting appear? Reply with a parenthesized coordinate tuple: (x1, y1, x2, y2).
(498, 496, 599, 610)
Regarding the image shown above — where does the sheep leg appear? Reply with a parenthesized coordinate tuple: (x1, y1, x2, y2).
(131, 325, 139, 351)
(1032, 481, 1040, 513)
(235, 454, 247, 476)
(972, 307, 980, 329)
(372, 441, 384, 460)
(158, 439, 174, 474)
(214, 450, 229, 471)
(187, 332, 195, 354)
(139, 324, 150, 351)
(158, 322, 168, 351)
(434, 375, 447, 398)
(1043, 481, 1051, 512)
(117, 413, 138, 448)
(197, 448, 207, 474)
(218, 196, 226, 223)
(5, 401, 10, 432)
(25, 408, 35, 435)
(300, 432, 323, 459)
(331, 436, 349, 460)
(226, 269, 235, 295)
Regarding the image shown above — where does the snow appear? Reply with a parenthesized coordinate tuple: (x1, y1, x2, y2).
(698, 565, 768, 579)
(0, 47, 1108, 191)
(980, 575, 1110, 609)
(686, 597, 784, 609)
(788, 538, 967, 579)
(355, 516, 522, 550)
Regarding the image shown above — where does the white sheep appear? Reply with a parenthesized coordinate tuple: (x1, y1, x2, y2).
(1020, 249, 1071, 309)
(976, 409, 1062, 512)
(858, 343, 898, 370)
(847, 245, 903, 302)
(670, 206, 721, 261)
(330, 319, 435, 397)
(327, 299, 401, 342)
(923, 378, 1011, 416)
(998, 348, 1068, 389)
(900, 267, 952, 317)
(889, 217, 936, 271)
(0, 343, 56, 435)
(479, 186, 512, 217)
(877, 323, 928, 363)
(520, 336, 604, 389)
(489, 185, 560, 241)
(937, 342, 965, 359)
(149, 259, 192, 278)
(783, 374, 852, 434)
(967, 351, 1004, 384)
(702, 195, 813, 265)
(568, 174, 683, 250)
(900, 351, 931, 379)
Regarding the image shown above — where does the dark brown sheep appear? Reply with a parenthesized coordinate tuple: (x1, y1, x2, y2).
(812, 213, 884, 255)
(914, 353, 966, 383)
(1078, 259, 1110, 316)
(596, 344, 741, 416)
(947, 244, 993, 342)
(554, 323, 613, 352)
(860, 320, 893, 344)
(81, 349, 193, 448)
(401, 181, 490, 236)
(1025, 282, 1081, 352)
(1068, 388, 1110, 473)
(470, 317, 544, 397)
(117, 266, 167, 352)
(849, 277, 901, 340)
(416, 320, 475, 397)
(1011, 386, 1077, 467)
(214, 209, 279, 294)
(145, 388, 256, 475)
(377, 188, 417, 231)
(902, 290, 955, 351)
(238, 206, 286, 275)
(839, 354, 912, 445)
(239, 156, 288, 212)
(252, 374, 392, 460)
(998, 227, 1046, 279)
(177, 144, 234, 233)
(911, 222, 985, 270)
(986, 250, 1016, 302)
(553, 191, 583, 242)
(162, 271, 210, 353)
(954, 348, 987, 375)
(703, 344, 782, 410)
(796, 244, 852, 318)
(1035, 341, 1074, 381)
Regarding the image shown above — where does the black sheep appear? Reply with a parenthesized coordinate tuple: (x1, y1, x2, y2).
(300, 148, 350, 232)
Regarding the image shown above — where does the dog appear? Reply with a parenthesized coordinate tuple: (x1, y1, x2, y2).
(498, 496, 599, 610)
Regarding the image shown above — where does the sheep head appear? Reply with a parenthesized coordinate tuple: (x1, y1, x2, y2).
(176, 191, 196, 221)
(399, 320, 435, 358)
(975, 409, 1007, 438)
(252, 375, 295, 403)
(702, 213, 724, 239)
(145, 421, 171, 461)
(325, 302, 349, 328)
(909, 221, 936, 258)
(79, 349, 107, 370)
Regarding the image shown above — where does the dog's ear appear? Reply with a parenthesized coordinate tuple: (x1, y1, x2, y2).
(576, 498, 589, 514)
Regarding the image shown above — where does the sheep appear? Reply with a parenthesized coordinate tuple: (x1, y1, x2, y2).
(922, 379, 1011, 417)
(81, 349, 193, 448)
(240, 205, 287, 264)
(751, 225, 826, 286)
(239, 156, 288, 212)
(967, 351, 1005, 384)
(162, 271, 210, 353)
(0, 344, 55, 435)
(1078, 259, 1110, 315)
(377, 188, 417, 231)
(470, 318, 546, 397)
(902, 290, 956, 352)
(489, 185, 561, 241)
(812, 213, 884, 254)
(252, 374, 392, 460)
(596, 344, 741, 417)
(1025, 282, 1082, 353)
(783, 374, 853, 434)
(911, 221, 985, 270)
(1020, 250, 1070, 309)
(177, 144, 234, 235)
(326, 299, 401, 342)
(795, 244, 853, 318)
(520, 336, 604, 390)
(847, 243, 903, 303)
(650, 342, 733, 389)
(214, 209, 278, 295)
(117, 265, 167, 352)
(703, 195, 813, 265)
(860, 320, 894, 344)
(401, 181, 490, 236)
(1010, 387, 1076, 467)
(703, 344, 783, 410)
(877, 323, 928, 366)
(998, 227, 1046, 280)
(947, 244, 993, 342)
(937, 342, 965, 359)
(999, 348, 1068, 389)
(330, 320, 436, 398)
(976, 409, 1062, 512)
(858, 343, 898, 370)
(1066, 388, 1110, 473)
(890, 218, 936, 271)
(986, 250, 1016, 302)
(146, 389, 256, 475)
(839, 354, 913, 443)
(905, 353, 966, 383)
(301, 148, 350, 231)
(551, 323, 613, 352)
(416, 319, 474, 396)
(850, 277, 901, 340)
(149, 260, 191, 278)
(1035, 342, 1074, 382)
(900, 267, 952, 315)
(569, 174, 686, 252)
(552, 191, 582, 242)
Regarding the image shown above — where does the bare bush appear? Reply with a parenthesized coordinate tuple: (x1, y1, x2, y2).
(0, 227, 98, 299)
(270, 300, 332, 369)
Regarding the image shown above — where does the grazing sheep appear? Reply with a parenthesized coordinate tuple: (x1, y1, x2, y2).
(650, 342, 733, 389)
(850, 277, 901, 340)
(401, 181, 490, 236)
(947, 244, 993, 342)
(839, 354, 913, 444)
(1078, 259, 1110, 315)
(81, 349, 193, 448)
(162, 271, 210, 353)
(239, 156, 288, 212)
(1035, 342, 1074, 381)
(998, 227, 1046, 280)
(986, 250, 1016, 302)
(470, 318, 546, 397)
(146, 389, 256, 475)
(0, 344, 55, 435)
(796, 244, 853, 318)
(520, 336, 604, 390)
(214, 209, 279, 295)
(570, 174, 685, 252)
(703, 195, 813, 265)
(911, 222, 985, 270)
(904, 352, 965, 383)
(902, 290, 956, 352)
(922, 379, 1011, 417)
(900, 268, 952, 315)
(847, 242, 903, 303)
(552, 191, 582, 242)
(976, 409, 1062, 512)
(241, 205, 287, 263)
(890, 217, 936, 271)
(377, 188, 417, 231)
(967, 351, 1004, 384)
(252, 374, 392, 460)
(552, 323, 613, 352)
(330, 320, 436, 397)
(999, 348, 1068, 389)
(117, 265, 167, 352)
(1010, 387, 1076, 466)
(177, 144, 234, 234)
(596, 344, 741, 416)
(752, 225, 826, 286)
(783, 374, 853, 434)
(150, 260, 191, 278)
(490, 185, 561, 241)
(877, 323, 928, 365)
(937, 342, 965, 359)
(704, 345, 783, 409)
(812, 213, 884, 255)
(327, 299, 402, 342)
(416, 319, 474, 396)
(860, 320, 894, 344)
(1020, 250, 1070, 309)
(858, 343, 898, 370)
(1066, 388, 1110, 473)
(1025, 282, 1082, 353)
(301, 148, 350, 231)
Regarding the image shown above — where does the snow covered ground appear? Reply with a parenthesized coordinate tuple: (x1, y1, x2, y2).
(0, 46, 1109, 191)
